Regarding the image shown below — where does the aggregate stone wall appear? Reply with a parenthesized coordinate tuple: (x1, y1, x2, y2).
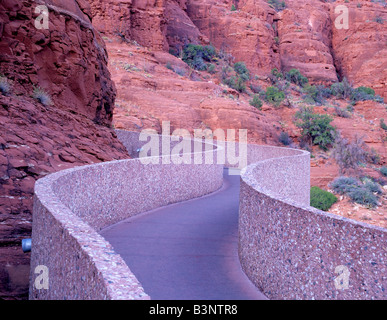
(30, 130, 386, 300)
(239, 153, 387, 300)
(29, 131, 223, 299)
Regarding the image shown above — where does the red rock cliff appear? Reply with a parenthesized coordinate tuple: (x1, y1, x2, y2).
(0, 0, 128, 299)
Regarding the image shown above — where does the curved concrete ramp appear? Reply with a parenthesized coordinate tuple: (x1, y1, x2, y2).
(100, 169, 267, 300)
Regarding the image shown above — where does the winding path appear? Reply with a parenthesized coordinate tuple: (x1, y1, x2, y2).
(100, 169, 267, 300)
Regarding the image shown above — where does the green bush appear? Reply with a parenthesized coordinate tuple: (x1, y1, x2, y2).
(294, 106, 336, 150)
(233, 62, 250, 81)
(310, 186, 338, 211)
(380, 166, 387, 177)
(249, 95, 263, 109)
(223, 76, 246, 93)
(303, 84, 329, 105)
(231, 4, 237, 11)
(380, 119, 387, 131)
(265, 86, 285, 106)
(350, 86, 376, 102)
(285, 68, 308, 87)
(207, 63, 216, 74)
(182, 44, 217, 70)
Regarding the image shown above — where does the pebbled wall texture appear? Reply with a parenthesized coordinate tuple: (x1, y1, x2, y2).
(29, 131, 223, 299)
(30, 130, 386, 299)
(239, 155, 387, 300)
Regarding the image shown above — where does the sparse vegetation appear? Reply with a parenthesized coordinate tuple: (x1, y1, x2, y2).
(267, 0, 286, 12)
(381, 119, 387, 131)
(222, 61, 250, 93)
(331, 134, 367, 174)
(279, 131, 292, 146)
(233, 62, 250, 81)
(329, 176, 381, 208)
(294, 106, 336, 150)
(269, 68, 284, 84)
(182, 44, 217, 71)
(0, 75, 11, 95)
(264, 86, 285, 106)
(302, 84, 331, 105)
(249, 94, 263, 109)
(330, 78, 353, 100)
(380, 166, 387, 177)
(32, 86, 52, 106)
(310, 186, 338, 211)
(285, 68, 308, 87)
(330, 79, 383, 104)
(330, 176, 361, 195)
(347, 186, 379, 207)
(334, 105, 351, 118)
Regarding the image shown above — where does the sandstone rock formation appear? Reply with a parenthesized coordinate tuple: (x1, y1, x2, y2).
(277, 0, 338, 83)
(0, 0, 128, 299)
(330, 0, 387, 99)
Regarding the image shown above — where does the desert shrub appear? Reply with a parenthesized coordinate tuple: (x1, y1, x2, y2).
(0, 75, 11, 95)
(233, 62, 250, 81)
(279, 131, 292, 145)
(334, 105, 351, 118)
(285, 68, 308, 87)
(330, 176, 361, 195)
(373, 16, 384, 24)
(166, 62, 173, 70)
(330, 78, 353, 99)
(380, 119, 387, 131)
(363, 180, 383, 195)
(174, 67, 186, 76)
(350, 86, 376, 102)
(223, 76, 246, 93)
(182, 44, 216, 70)
(366, 148, 381, 165)
(347, 187, 378, 207)
(373, 95, 384, 103)
(207, 63, 216, 74)
(330, 176, 381, 207)
(269, 68, 284, 84)
(32, 86, 52, 106)
(294, 106, 336, 150)
(310, 186, 338, 211)
(249, 83, 264, 94)
(303, 84, 328, 105)
(231, 4, 237, 11)
(249, 95, 263, 109)
(331, 134, 367, 174)
(380, 166, 387, 177)
(268, 0, 286, 12)
(265, 86, 285, 106)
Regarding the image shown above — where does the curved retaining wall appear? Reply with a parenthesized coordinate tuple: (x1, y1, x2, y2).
(29, 131, 223, 300)
(30, 130, 386, 300)
(239, 155, 387, 300)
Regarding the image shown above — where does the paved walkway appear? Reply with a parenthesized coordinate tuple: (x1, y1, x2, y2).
(100, 169, 267, 300)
